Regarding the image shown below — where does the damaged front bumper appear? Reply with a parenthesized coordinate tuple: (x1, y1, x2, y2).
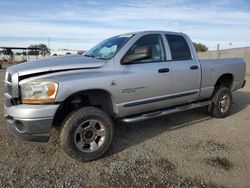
(4, 104, 59, 142)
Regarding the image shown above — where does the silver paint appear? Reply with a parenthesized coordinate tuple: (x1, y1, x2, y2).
(3, 31, 246, 140)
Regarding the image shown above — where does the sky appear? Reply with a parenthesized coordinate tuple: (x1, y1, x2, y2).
(0, 0, 250, 50)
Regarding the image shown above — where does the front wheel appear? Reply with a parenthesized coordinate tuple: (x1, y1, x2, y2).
(208, 87, 232, 118)
(60, 107, 114, 162)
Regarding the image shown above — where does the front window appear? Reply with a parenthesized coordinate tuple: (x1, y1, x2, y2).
(122, 34, 166, 64)
(84, 34, 134, 60)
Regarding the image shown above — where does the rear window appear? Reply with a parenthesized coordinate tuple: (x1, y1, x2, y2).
(166, 34, 192, 61)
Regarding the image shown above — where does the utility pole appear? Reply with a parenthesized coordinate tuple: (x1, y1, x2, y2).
(48, 37, 51, 56)
(217, 43, 220, 59)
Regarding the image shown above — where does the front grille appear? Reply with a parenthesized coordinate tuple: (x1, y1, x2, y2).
(5, 72, 13, 97)
(5, 84, 12, 96)
(4, 97, 13, 107)
(4, 73, 13, 107)
(7, 73, 12, 83)
(4, 72, 19, 106)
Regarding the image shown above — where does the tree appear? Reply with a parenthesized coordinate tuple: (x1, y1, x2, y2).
(193, 42, 208, 52)
(28, 43, 50, 56)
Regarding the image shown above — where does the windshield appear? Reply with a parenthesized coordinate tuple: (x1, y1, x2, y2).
(84, 34, 134, 60)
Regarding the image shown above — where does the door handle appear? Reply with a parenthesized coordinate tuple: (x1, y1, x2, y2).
(158, 68, 170, 73)
(190, 65, 199, 70)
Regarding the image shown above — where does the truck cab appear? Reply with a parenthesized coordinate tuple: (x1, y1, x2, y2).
(112, 31, 202, 117)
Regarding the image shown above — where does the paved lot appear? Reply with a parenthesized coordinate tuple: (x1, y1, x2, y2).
(0, 68, 250, 187)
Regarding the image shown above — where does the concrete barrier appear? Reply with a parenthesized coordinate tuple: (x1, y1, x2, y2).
(198, 47, 250, 75)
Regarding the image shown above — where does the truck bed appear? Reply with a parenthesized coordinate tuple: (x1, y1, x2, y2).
(199, 58, 246, 99)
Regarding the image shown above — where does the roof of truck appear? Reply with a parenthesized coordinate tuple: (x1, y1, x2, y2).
(124, 30, 183, 35)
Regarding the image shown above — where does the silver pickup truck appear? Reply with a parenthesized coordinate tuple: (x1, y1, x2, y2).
(4, 31, 246, 161)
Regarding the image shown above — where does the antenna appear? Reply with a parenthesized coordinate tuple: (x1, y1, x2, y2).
(48, 37, 51, 55)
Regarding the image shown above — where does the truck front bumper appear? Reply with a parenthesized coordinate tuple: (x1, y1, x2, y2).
(4, 104, 59, 142)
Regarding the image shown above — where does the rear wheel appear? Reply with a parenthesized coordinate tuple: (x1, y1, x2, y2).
(60, 107, 113, 161)
(208, 87, 232, 118)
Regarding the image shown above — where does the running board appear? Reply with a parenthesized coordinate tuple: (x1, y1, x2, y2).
(121, 101, 211, 123)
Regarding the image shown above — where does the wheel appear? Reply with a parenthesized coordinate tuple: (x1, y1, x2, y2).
(208, 87, 232, 118)
(60, 107, 114, 161)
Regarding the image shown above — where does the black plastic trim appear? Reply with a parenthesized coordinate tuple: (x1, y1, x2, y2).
(158, 68, 170, 73)
(123, 91, 198, 107)
(190, 65, 199, 70)
(242, 80, 246, 88)
(19, 67, 100, 81)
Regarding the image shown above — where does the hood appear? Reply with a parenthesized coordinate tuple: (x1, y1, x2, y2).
(8, 55, 106, 76)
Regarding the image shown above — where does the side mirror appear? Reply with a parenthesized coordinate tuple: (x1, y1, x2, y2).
(122, 46, 152, 64)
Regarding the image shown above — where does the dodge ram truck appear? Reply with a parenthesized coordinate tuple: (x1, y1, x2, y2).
(4, 31, 246, 161)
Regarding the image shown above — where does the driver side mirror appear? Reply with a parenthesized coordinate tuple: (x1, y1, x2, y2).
(122, 46, 152, 64)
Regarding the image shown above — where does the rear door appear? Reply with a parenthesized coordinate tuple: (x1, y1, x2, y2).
(165, 34, 201, 105)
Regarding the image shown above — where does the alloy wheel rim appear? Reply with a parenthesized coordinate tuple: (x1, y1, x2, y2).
(219, 94, 230, 113)
(74, 119, 106, 153)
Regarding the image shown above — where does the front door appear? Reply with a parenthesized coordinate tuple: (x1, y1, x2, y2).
(114, 34, 173, 116)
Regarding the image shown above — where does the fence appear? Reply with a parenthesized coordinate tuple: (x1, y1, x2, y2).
(0, 54, 49, 62)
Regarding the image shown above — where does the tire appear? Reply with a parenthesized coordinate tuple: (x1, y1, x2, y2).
(60, 107, 114, 162)
(208, 87, 232, 118)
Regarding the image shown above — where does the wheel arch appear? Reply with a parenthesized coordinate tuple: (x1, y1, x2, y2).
(215, 73, 234, 89)
(53, 89, 116, 126)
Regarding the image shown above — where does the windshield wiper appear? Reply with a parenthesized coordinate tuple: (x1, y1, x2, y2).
(85, 54, 107, 60)
(96, 57, 107, 60)
(84, 54, 96, 58)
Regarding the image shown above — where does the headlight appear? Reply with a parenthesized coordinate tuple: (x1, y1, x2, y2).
(21, 80, 58, 104)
